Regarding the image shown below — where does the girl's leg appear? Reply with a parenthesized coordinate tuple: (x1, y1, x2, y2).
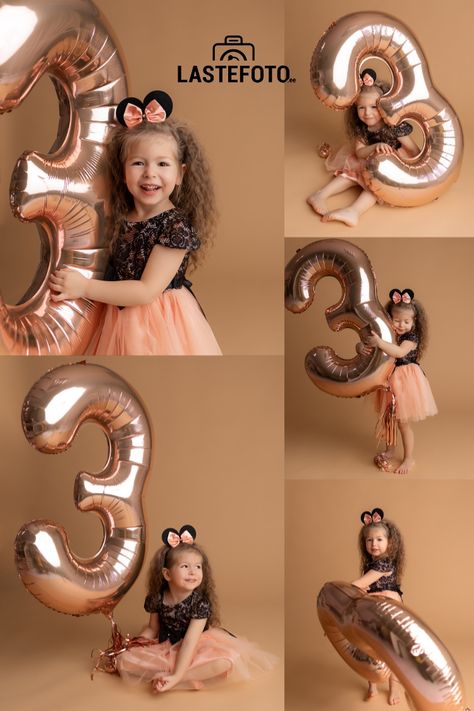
(395, 421, 414, 474)
(322, 189, 377, 227)
(307, 176, 357, 215)
(388, 674, 402, 705)
(366, 681, 378, 700)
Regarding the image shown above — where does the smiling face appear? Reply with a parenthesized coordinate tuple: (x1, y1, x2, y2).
(123, 133, 184, 219)
(391, 305, 415, 336)
(163, 550, 204, 597)
(356, 89, 383, 129)
(365, 525, 389, 559)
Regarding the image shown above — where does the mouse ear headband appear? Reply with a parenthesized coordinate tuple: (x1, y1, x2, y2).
(360, 508, 384, 526)
(389, 288, 414, 305)
(161, 524, 197, 548)
(116, 90, 173, 128)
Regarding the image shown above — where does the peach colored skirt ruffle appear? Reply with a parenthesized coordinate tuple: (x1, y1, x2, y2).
(116, 628, 277, 689)
(376, 364, 438, 423)
(89, 288, 222, 356)
(325, 144, 368, 188)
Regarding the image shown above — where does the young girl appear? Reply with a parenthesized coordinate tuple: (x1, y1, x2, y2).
(116, 525, 277, 692)
(365, 289, 437, 475)
(307, 69, 419, 227)
(352, 508, 405, 705)
(50, 90, 222, 355)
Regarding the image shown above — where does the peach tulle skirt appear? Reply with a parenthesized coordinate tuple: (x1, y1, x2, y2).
(89, 288, 222, 356)
(325, 144, 368, 190)
(116, 628, 277, 689)
(376, 364, 438, 423)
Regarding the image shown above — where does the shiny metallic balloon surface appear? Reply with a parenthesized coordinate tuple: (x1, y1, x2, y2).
(285, 239, 395, 397)
(15, 362, 151, 616)
(318, 582, 468, 711)
(0, 0, 127, 354)
(310, 12, 463, 206)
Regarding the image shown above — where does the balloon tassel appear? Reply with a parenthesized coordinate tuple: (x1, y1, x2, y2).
(91, 612, 158, 680)
(376, 390, 397, 447)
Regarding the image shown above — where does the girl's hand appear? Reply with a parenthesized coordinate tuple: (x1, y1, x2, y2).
(373, 143, 395, 156)
(365, 330, 382, 348)
(152, 673, 182, 693)
(49, 269, 88, 301)
(356, 341, 373, 356)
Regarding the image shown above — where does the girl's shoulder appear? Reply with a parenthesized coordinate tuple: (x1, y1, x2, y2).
(147, 208, 200, 251)
(398, 330, 417, 344)
(368, 557, 393, 573)
(190, 589, 212, 619)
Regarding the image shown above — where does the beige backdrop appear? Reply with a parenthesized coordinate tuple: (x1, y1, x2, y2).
(285, 479, 474, 710)
(0, 0, 284, 355)
(285, 0, 474, 238)
(1, 356, 283, 711)
(285, 237, 474, 479)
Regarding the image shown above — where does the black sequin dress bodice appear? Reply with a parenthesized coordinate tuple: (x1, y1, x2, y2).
(361, 121, 413, 150)
(395, 331, 418, 367)
(144, 590, 211, 645)
(365, 557, 402, 596)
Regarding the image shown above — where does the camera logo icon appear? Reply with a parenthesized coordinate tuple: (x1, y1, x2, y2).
(212, 35, 256, 62)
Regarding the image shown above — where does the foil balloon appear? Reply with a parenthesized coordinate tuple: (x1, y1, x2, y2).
(14, 362, 151, 616)
(310, 12, 463, 206)
(285, 239, 395, 397)
(0, 0, 127, 354)
(317, 582, 469, 711)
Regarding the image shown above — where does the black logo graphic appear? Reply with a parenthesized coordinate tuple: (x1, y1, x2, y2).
(212, 35, 256, 62)
(177, 34, 294, 85)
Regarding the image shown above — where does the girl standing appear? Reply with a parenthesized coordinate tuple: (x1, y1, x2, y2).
(50, 91, 221, 355)
(117, 525, 276, 692)
(307, 69, 419, 226)
(367, 289, 437, 474)
(352, 508, 405, 705)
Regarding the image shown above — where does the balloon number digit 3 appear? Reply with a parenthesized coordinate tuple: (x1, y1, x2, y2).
(14, 363, 151, 616)
(318, 582, 468, 711)
(285, 239, 395, 397)
(311, 12, 463, 206)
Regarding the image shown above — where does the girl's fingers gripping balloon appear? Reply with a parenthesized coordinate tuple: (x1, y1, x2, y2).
(0, 0, 127, 354)
(285, 239, 395, 397)
(14, 362, 151, 616)
(317, 582, 469, 711)
(310, 12, 463, 207)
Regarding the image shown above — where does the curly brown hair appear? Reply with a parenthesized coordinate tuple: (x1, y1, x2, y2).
(345, 82, 390, 143)
(104, 120, 217, 271)
(385, 298, 428, 360)
(358, 520, 405, 585)
(147, 542, 220, 627)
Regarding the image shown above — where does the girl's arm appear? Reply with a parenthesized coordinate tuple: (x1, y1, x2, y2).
(365, 330, 416, 359)
(354, 140, 395, 159)
(352, 569, 392, 591)
(154, 617, 207, 692)
(138, 612, 159, 640)
(49, 244, 187, 307)
(397, 133, 419, 159)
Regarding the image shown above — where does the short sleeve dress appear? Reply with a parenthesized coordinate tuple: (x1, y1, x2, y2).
(376, 330, 437, 423)
(325, 122, 414, 200)
(364, 557, 403, 597)
(89, 208, 222, 355)
(116, 589, 277, 689)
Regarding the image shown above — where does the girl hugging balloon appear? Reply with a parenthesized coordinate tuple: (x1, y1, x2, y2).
(307, 69, 419, 227)
(116, 525, 277, 693)
(365, 289, 437, 475)
(352, 508, 405, 705)
(50, 91, 221, 355)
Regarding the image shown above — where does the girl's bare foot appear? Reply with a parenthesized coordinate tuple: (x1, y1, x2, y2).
(366, 681, 378, 700)
(394, 458, 414, 475)
(388, 676, 401, 705)
(321, 207, 359, 226)
(307, 191, 329, 216)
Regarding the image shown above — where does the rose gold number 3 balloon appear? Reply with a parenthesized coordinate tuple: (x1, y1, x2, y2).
(318, 582, 469, 711)
(0, 0, 127, 354)
(15, 362, 151, 616)
(285, 239, 395, 397)
(311, 12, 463, 206)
